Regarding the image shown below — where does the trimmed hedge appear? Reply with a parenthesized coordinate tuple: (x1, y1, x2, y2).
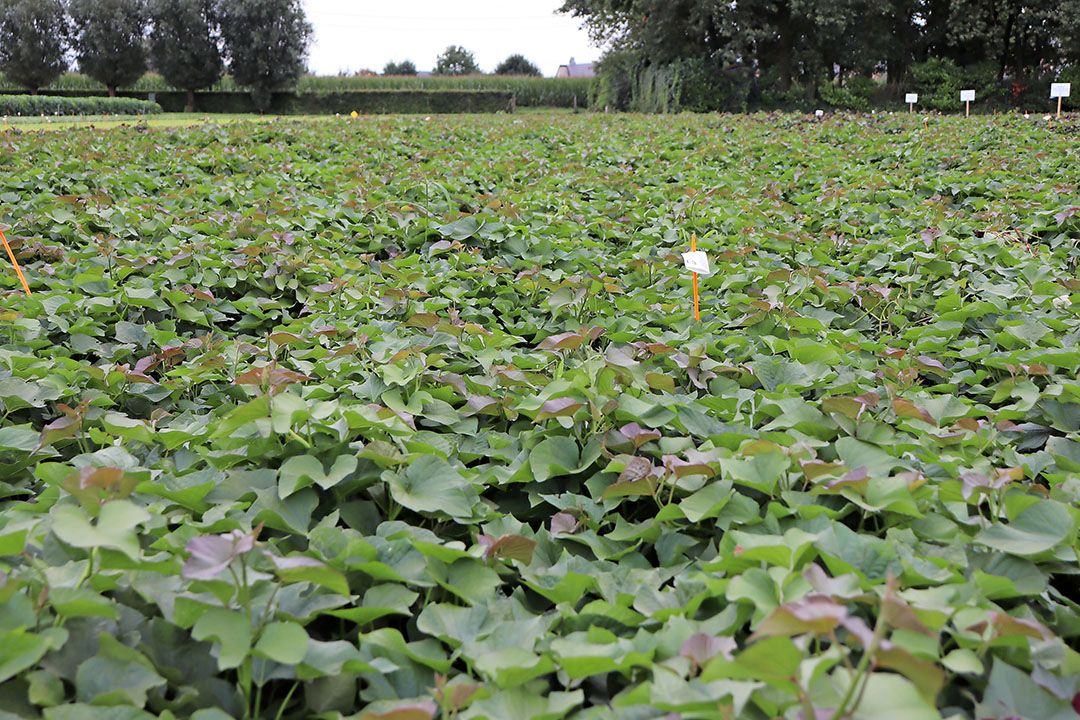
(0, 94, 162, 117)
(1, 90, 514, 114)
(0, 72, 592, 108)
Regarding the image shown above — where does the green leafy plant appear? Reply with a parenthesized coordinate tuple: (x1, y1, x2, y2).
(0, 111, 1079, 719)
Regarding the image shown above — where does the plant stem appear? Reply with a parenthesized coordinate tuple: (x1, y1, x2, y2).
(239, 660, 253, 720)
(830, 612, 888, 720)
(287, 429, 311, 448)
(273, 681, 300, 720)
(798, 681, 817, 720)
(253, 682, 263, 720)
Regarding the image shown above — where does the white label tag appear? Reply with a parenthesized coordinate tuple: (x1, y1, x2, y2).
(814, 109, 824, 117)
(1051, 83, 1071, 98)
(905, 93, 918, 104)
(960, 90, 975, 102)
(682, 251, 712, 276)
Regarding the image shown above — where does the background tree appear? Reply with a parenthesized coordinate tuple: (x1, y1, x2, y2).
(562, 0, 1080, 103)
(70, 0, 148, 97)
(0, 0, 70, 95)
(383, 59, 417, 76)
(495, 54, 541, 76)
(217, 0, 312, 111)
(148, 0, 223, 111)
(434, 45, 480, 76)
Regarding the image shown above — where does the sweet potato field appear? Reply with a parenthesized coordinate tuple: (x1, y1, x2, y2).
(0, 113, 1078, 720)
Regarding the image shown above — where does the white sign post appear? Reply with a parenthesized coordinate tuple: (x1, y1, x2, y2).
(683, 234, 711, 322)
(905, 93, 918, 113)
(960, 90, 975, 117)
(1051, 83, 1071, 118)
(682, 251, 712, 276)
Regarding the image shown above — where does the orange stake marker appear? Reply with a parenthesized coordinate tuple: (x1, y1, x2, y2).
(0, 227, 31, 296)
(691, 233, 700, 322)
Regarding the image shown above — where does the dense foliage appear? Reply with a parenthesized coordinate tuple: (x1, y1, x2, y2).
(147, 0, 224, 112)
(216, 0, 313, 111)
(0, 0, 70, 95)
(495, 55, 542, 77)
(0, 73, 595, 109)
(69, 0, 148, 96)
(0, 0, 310, 104)
(561, 0, 1080, 111)
(434, 46, 481, 77)
(114, 89, 511, 115)
(1, 113, 1078, 719)
(0, 93, 161, 116)
(383, 61, 418, 77)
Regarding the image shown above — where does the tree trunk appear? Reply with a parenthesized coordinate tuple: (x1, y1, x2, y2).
(998, 8, 1016, 81)
(886, 57, 901, 88)
(107, 86, 117, 97)
(777, 12, 794, 90)
(30, 87, 38, 96)
(185, 89, 195, 113)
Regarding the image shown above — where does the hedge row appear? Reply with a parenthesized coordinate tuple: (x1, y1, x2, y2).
(0, 89, 514, 114)
(0, 94, 162, 117)
(0, 72, 593, 108)
(289, 76, 591, 108)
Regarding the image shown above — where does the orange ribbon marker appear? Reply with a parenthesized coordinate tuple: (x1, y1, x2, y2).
(0, 227, 31, 296)
(691, 234, 699, 321)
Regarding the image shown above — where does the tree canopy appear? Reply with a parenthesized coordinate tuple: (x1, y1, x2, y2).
(434, 46, 480, 76)
(147, 0, 224, 111)
(495, 54, 542, 76)
(383, 60, 418, 76)
(560, 0, 1080, 90)
(0, 0, 70, 94)
(217, 0, 312, 110)
(70, 0, 148, 96)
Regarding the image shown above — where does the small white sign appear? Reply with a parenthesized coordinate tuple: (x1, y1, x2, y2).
(682, 251, 712, 276)
(905, 93, 918, 104)
(1051, 83, 1071, 99)
(960, 90, 975, 102)
(815, 109, 824, 118)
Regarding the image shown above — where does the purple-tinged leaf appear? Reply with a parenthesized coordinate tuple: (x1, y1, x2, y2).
(358, 700, 438, 720)
(823, 466, 869, 492)
(916, 355, 948, 375)
(465, 395, 500, 416)
(960, 471, 1009, 501)
(550, 512, 578, 535)
(751, 595, 848, 639)
(967, 611, 1053, 641)
(183, 529, 258, 580)
(821, 396, 870, 420)
(1054, 206, 1078, 225)
(538, 332, 585, 352)
(620, 422, 661, 448)
(478, 534, 536, 564)
(536, 397, 584, 420)
(680, 633, 736, 667)
(893, 398, 937, 426)
(617, 456, 653, 484)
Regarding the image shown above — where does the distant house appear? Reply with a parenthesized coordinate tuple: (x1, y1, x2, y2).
(556, 58, 595, 79)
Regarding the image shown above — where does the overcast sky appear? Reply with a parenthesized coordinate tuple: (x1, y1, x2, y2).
(303, 0, 602, 77)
